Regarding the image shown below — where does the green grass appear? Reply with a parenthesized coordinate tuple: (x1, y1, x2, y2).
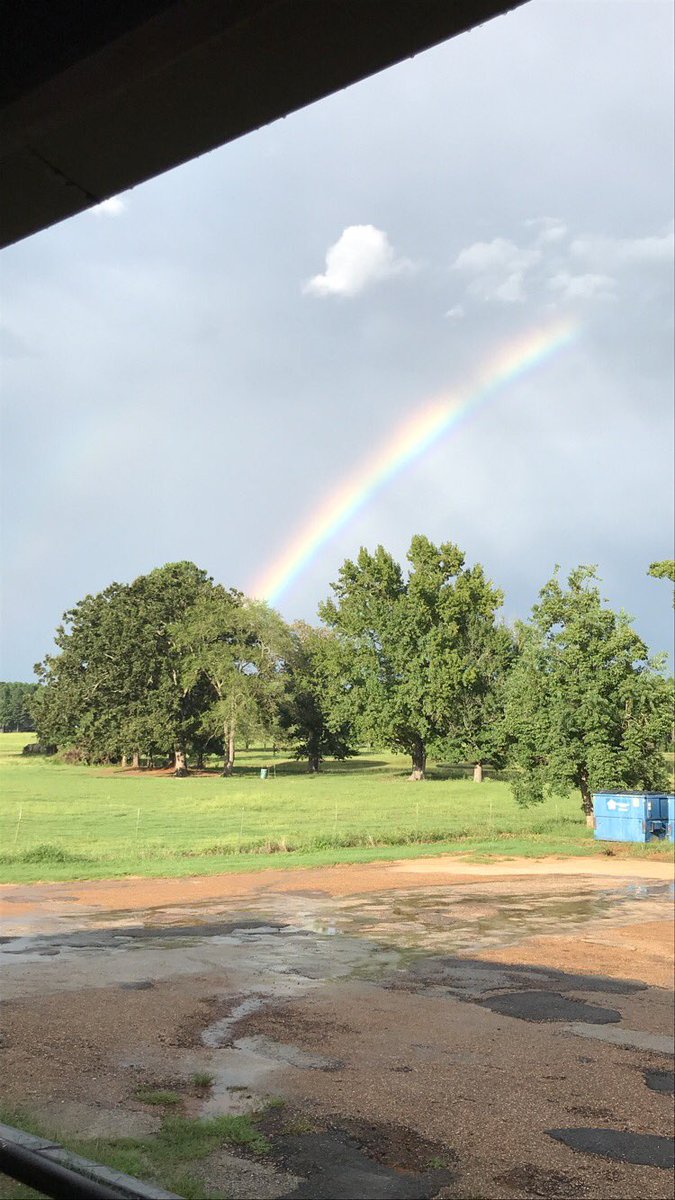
(190, 1073, 215, 1089)
(0, 1103, 267, 1200)
(135, 1086, 181, 1106)
(0, 733, 671, 884)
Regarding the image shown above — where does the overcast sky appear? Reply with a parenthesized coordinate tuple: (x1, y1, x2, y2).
(1, 0, 673, 679)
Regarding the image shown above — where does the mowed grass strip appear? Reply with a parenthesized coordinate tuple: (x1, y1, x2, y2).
(0, 734, 670, 883)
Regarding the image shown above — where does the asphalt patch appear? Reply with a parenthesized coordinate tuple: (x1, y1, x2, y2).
(262, 1111, 456, 1200)
(547, 1128, 675, 1169)
(278, 1132, 453, 1199)
(476, 990, 621, 1024)
(644, 1068, 675, 1095)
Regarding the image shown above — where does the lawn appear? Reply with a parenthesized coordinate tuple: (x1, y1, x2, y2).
(0, 733, 670, 884)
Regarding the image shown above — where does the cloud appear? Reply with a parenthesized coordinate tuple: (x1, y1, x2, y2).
(548, 271, 616, 301)
(453, 237, 538, 303)
(451, 219, 672, 311)
(91, 196, 126, 217)
(570, 227, 674, 268)
(524, 216, 568, 244)
(444, 304, 465, 319)
(304, 225, 411, 297)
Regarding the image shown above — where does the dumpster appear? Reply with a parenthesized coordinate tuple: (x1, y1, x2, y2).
(592, 793, 674, 843)
(660, 793, 675, 842)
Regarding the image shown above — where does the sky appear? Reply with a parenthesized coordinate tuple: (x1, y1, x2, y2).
(1, 0, 673, 679)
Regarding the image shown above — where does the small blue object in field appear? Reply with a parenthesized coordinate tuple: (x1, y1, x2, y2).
(592, 793, 674, 843)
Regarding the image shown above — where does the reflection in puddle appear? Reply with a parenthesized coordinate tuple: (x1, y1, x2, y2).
(1, 880, 672, 963)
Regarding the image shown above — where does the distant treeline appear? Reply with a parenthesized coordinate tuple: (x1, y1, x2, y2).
(0, 682, 37, 732)
(30, 541, 674, 817)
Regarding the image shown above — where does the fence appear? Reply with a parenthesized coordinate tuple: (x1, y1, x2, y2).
(0, 776, 581, 868)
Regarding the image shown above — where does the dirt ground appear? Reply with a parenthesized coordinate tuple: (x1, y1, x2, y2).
(1, 855, 673, 1199)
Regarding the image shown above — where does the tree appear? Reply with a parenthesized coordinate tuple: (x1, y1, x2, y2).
(0, 682, 37, 732)
(319, 535, 505, 779)
(278, 622, 356, 771)
(504, 566, 673, 823)
(34, 562, 214, 773)
(173, 590, 290, 774)
(648, 560, 675, 605)
(439, 619, 516, 782)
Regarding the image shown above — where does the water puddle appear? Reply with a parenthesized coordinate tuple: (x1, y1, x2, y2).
(202, 996, 268, 1048)
(2, 880, 672, 997)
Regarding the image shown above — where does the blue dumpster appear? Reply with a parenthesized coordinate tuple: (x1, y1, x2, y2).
(661, 793, 675, 842)
(593, 793, 674, 843)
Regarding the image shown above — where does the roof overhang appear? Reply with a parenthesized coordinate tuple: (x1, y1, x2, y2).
(0, 0, 525, 249)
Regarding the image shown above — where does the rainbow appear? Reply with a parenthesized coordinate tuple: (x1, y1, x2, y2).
(252, 318, 578, 605)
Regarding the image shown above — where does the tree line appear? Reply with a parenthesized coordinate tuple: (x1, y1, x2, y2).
(27, 541, 674, 817)
(0, 682, 37, 732)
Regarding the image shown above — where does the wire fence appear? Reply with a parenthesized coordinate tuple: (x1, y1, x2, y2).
(0, 785, 581, 866)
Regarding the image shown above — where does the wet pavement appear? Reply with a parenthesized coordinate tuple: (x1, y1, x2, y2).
(0, 865, 673, 1198)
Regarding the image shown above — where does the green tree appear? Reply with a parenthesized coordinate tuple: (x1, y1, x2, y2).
(0, 682, 37, 732)
(648, 559, 675, 605)
(319, 535, 505, 780)
(504, 566, 673, 822)
(278, 622, 356, 772)
(34, 563, 214, 773)
(440, 620, 516, 782)
(174, 590, 290, 774)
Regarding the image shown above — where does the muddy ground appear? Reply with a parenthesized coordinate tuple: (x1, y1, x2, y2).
(1, 856, 673, 1199)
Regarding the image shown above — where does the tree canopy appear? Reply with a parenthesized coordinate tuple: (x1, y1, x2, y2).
(319, 535, 506, 779)
(30, 547, 671, 806)
(504, 566, 673, 819)
(0, 682, 37, 732)
(278, 622, 356, 771)
(648, 559, 675, 605)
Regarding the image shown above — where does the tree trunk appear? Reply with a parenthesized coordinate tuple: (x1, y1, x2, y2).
(308, 754, 320, 773)
(409, 739, 426, 781)
(132, 751, 140, 770)
(223, 724, 235, 776)
(473, 762, 484, 783)
(121, 754, 128, 769)
(579, 767, 594, 827)
(174, 748, 188, 777)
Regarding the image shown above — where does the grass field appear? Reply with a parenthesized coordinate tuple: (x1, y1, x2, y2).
(0, 733, 671, 884)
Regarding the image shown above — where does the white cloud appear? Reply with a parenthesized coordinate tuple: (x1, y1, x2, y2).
(492, 272, 527, 303)
(524, 216, 568, 244)
(453, 237, 537, 303)
(91, 196, 126, 217)
(452, 219, 672, 311)
(571, 227, 674, 268)
(548, 271, 616, 301)
(444, 304, 465, 319)
(303, 225, 410, 297)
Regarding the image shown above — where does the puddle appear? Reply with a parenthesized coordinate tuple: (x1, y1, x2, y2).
(202, 996, 268, 1048)
(235, 1035, 343, 1071)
